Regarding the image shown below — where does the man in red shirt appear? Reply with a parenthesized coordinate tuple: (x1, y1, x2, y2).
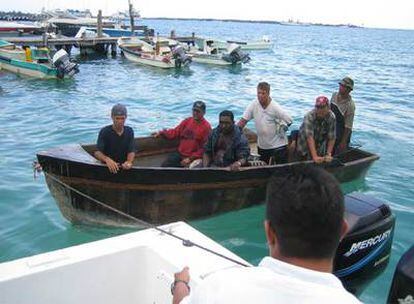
(152, 101, 212, 167)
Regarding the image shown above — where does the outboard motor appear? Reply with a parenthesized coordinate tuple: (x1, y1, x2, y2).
(52, 49, 79, 79)
(172, 45, 192, 68)
(222, 43, 251, 64)
(334, 192, 395, 296)
(387, 245, 414, 303)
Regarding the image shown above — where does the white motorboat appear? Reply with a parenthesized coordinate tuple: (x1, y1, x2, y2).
(187, 38, 250, 65)
(0, 21, 42, 36)
(0, 222, 248, 304)
(118, 36, 191, 69)
(211, 36, 274, 51)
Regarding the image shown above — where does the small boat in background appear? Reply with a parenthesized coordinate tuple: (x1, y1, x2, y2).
(211, 36, 274, 51)
(118, 36, 191, 69)
(0, 40, 79, 79)
(0, 21, 42, 36)
(76, 26, 146, 38)
(187, 38, 250, 65)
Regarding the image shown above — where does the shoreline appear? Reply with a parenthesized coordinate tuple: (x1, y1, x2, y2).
(143, 17, 362, 29)
(0, 11, 361, 29)
(2, 10, 413, 31)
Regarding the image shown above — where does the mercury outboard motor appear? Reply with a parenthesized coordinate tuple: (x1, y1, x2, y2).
(334, 192, 395, 296)
(222, 43, 251, 64)
(387, 245, 414, 303)
(172, 45, 192, 68)
(52, 49, 79, 79)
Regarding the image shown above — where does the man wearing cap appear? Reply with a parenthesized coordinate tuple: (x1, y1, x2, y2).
(295, 96, 336, 163)
(237, 82, 292, 164)
(152, 101, 212, 167)
(330, 77, 355, 154)
(94, 104, 136, 174)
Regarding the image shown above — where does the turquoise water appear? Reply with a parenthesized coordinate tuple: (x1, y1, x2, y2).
(1, 19, 413, 303)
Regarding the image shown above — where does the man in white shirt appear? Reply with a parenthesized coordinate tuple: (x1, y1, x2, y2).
(171, 167, 361, 304)
(237, 82, 292, 164)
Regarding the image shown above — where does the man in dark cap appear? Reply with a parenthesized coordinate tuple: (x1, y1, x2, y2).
(295, 96, 336, 163)
(330, 76, 356, 153)
(94, 104, 136, 173)
(152, 101, 212, 167)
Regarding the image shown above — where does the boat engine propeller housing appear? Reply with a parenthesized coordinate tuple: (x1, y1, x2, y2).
(172, 45, 192, 68)
(52, 49, 79, 79)
(222, 44, 251, 64)
(334, 193, 396, 296)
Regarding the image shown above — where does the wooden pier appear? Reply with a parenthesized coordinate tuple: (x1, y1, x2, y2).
(3, 35, 120, 55)
(4, 36, 118, 47)
(3, 34, 199, 56)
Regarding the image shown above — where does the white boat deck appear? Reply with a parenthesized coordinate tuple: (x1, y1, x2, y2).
(0, 222, 249, 304)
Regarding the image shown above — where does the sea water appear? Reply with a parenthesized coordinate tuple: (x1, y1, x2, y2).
(0, 19, 413, 303)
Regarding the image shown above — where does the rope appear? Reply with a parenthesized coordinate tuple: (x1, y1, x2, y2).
(43, 171, 250, 268)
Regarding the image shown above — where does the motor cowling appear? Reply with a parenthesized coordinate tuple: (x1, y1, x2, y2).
(222, 43, 251, 64)
(334, 192, 395, 296)
(172, 45, 192, 68)
(387, 245, 414, 304)
(52, 49, 79, 79)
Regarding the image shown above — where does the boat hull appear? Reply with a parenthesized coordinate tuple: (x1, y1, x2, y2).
(191, 54, 234, 65)
(122, 49, 176, 68)
(37, 137, 379, 226)
(212, 40, 273, 51)
(0, 56, 58, 79)
(239, 42, 273, 50)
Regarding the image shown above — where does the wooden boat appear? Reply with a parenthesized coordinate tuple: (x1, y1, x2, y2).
(36, 132, 379, 227)
(118, 37, 191, 69)
(0, 196, 396, 302)
(0, 40, 79, 79)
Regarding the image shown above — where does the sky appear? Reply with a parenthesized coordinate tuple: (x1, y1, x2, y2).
(2, 0, 414, 30)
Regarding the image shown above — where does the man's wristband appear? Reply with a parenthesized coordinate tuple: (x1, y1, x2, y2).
(171, 280, 190, 295)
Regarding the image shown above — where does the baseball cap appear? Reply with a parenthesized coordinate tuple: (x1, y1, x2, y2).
(315, 96, 329, 108)
(339, 77, 354, 90)
(111, 103, 127, 116)
(193, 101, 206, 112)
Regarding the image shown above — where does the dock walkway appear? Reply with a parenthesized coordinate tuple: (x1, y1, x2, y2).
(3, 36, 119, 47)
(2, 35, 199, 55)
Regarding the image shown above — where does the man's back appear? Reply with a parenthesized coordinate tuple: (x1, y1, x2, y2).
(182, 257, 360, 304)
